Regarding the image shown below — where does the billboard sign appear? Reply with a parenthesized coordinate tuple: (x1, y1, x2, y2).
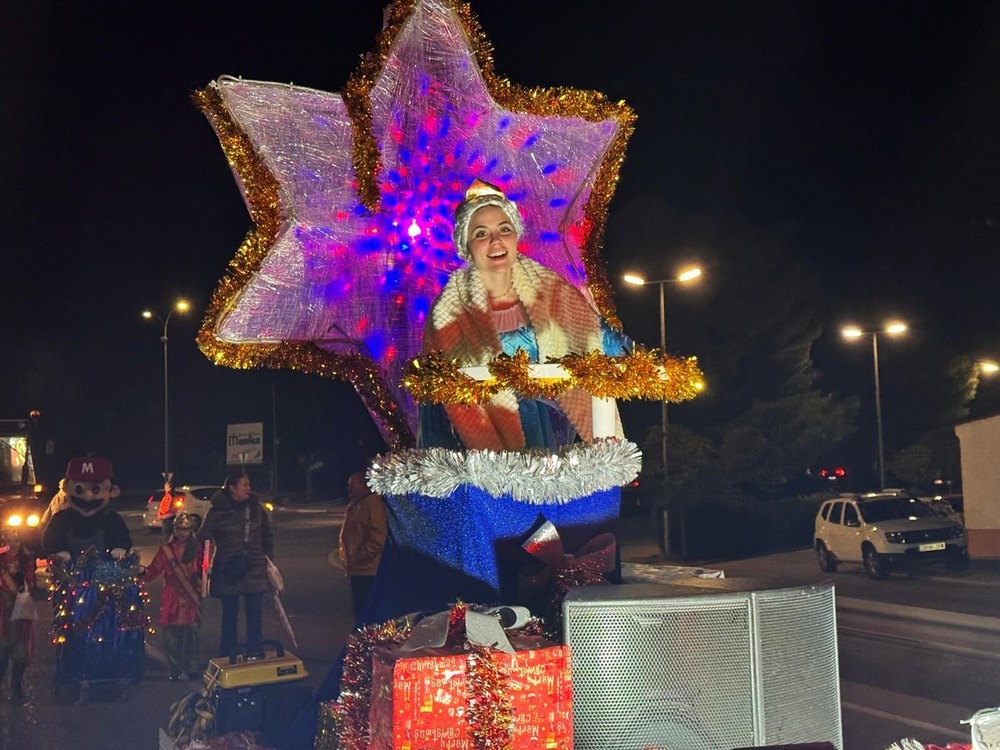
(226, 422, 264, 465)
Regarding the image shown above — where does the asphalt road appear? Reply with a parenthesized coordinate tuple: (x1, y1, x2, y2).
(3, 503, 997, 749)
(0, 503, 353, 750)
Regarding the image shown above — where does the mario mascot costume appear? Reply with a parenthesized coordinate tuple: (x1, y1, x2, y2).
(42, 457, 132, 559)
(42, 457, 144, 695)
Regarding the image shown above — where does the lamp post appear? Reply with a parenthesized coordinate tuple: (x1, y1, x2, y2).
(142, 300, 190, 481)
(842, 321, 907, 490)
(623, 267, 702, 480)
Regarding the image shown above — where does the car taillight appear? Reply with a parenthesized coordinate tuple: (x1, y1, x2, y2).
(174, 499, 184, 509)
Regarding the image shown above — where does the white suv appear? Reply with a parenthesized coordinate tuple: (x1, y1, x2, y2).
(814, 491, 968, 579)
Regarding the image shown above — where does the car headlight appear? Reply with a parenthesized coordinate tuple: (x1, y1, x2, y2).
(26, 514, 40, 527)
(885, 531, 905, 544)
(6, 514, 23, 527)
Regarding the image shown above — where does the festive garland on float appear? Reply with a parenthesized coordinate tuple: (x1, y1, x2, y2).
(320, 617, 415, 750)
(368, 439, 641, 503)
(467, 642, 515, 749)
(48, 548, 150, 644)
(403, 348, 704, 406)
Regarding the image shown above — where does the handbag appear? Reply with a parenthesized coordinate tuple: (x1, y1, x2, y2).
(11, 584, 37, 622)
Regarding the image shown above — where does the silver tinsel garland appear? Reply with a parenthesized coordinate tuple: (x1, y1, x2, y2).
(367, 439, 642, 503)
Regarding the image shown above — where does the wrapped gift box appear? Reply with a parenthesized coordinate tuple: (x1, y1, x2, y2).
(368, 634, 572, 749)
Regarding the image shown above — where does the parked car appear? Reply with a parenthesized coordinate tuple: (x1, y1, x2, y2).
(814, 491, 968, 579)
(142, 485, 217, 532)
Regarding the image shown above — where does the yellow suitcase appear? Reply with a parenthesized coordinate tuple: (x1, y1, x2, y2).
(204, 640, 308, 690)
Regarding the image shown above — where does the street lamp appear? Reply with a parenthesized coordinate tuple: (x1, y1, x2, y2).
(142, 300, 190, 481)
(842, 320, 907, 490)
(624, 266, 702, 479)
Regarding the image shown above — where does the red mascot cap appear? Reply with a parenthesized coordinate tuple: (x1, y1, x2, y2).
(65, 457, 114, 482)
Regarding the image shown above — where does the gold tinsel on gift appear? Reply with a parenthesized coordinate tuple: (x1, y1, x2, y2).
(313, 701, 341, 750)
(404, 348, 705, 406)
(328, 617, 414, 750)
(466, 644, 515, 750)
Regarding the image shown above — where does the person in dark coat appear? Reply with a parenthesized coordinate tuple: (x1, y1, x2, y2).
(196, 473, 274, 657)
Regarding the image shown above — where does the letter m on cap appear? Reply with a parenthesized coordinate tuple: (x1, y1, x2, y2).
(81, 461, 95, 475)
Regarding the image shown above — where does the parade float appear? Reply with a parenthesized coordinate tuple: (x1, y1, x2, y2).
(181, 1, 985, 749)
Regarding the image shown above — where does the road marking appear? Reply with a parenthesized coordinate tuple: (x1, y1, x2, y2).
(842, 701, 969, 743)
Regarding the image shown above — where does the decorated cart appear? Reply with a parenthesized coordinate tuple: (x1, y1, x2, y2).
(48, 549, 148, 703)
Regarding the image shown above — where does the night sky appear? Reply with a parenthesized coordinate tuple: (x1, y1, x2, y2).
(3, 0, 999, 490)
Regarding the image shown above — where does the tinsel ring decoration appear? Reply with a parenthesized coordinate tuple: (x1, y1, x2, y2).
(403, 347, 704, 405)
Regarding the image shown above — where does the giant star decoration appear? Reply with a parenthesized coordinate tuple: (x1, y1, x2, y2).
(194, 0, 635, 449)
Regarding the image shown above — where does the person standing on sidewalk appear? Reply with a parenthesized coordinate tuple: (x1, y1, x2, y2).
(197, 474, 274, 657)
(338, 471, 387, 628)
(142, 513, 203, 681)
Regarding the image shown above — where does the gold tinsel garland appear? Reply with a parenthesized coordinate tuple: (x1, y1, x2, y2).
(467, 643, 515, 750)
(404, 348, 704, 405)
(325, 617, 415, 750)
(192, 86, 417, 450)
(48, 550, 151, 644)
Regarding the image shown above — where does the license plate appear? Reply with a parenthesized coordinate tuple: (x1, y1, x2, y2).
(919, 542, 946, 552)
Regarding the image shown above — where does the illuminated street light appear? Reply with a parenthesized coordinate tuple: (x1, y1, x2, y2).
(841, 321, 908, 489)
(623, 266, 703, 479)
(142, 300, 190, 481)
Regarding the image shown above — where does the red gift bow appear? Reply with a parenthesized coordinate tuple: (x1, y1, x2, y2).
(519, 520, 617, 626)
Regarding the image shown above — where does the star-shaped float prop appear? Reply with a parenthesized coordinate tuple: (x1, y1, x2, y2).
(194, 0, 635, 450)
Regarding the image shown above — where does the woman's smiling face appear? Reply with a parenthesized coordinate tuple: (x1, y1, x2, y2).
(466, 205, 518, 272)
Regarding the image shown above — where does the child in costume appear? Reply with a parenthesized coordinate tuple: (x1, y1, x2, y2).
(0, 535, 37, 703)
(143, 512, 203, 681)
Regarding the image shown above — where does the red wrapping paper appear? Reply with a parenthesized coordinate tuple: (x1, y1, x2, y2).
(368, 635, 572, 749)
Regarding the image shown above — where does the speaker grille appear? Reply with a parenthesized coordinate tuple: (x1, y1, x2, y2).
(755, 587, 841, 745)
(563, 580, 841, 750)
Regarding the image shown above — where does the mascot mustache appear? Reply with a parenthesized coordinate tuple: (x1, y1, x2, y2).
(70, 495, 109, 515)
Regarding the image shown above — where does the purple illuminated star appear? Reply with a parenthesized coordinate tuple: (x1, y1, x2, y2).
(195, 0, 634, 448)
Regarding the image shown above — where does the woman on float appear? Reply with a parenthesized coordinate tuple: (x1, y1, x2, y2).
(421, 179, 629, 451)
